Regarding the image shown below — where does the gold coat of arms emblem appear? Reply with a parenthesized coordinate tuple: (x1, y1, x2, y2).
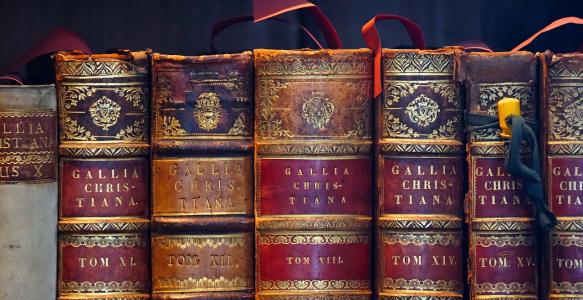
(302, 91, 335, 129)
(89, 95, 121, 131)
(405, 94, 440, 127)
(194, 92, 222, 131)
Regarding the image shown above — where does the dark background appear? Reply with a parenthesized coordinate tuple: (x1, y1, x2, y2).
(0, 0, 582, 71)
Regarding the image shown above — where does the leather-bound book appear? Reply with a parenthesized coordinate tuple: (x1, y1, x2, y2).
(378, 48, 464, 300)
(254, 49, 373, 300)
(458, 52, 539, 299)
(541, 51, 583, 299)
(0, 85, 57, 299)
(150, 52, 254, 299)
(56, 51, 151, 300)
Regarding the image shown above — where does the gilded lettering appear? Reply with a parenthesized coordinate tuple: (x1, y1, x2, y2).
(392, 255, 423, 266)
(557, 258, 583, 269)
(556, 195, 583, 205)
(432, 255, 457, 266)
(119, 256, 137, 267)
(517, 256, 534, 268)
(167, 254, 200, 266)
(559, 181, 583, 191)
(479, 257, 509, 268)
(553, 166, 583, 177)
(209, 254, 232, 267)
(287, 256, 310, 264)
(79, 257, 109, 268)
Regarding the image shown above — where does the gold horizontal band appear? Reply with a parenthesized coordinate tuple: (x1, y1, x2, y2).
(379, 139, 462, 145)
(152, 232, 250, 239)
(380, 214, 461, 221)
(158, 135, 251, 140)
(58, 292, 150, 300)
(549, 294, 583, 298)
(258, 290, 372, 295)
(58, 217, 150, 232)
(473, 296, 537, 299)
(59, 144, 149, 157)
(258, 74, 372, 80)
(153, 287, 253, 293)
(60, 81, 146, 86)
(62, 74, 147, 79)
(258, 142, 372, 156)
(257, 155, 370, 160)
(379, 214, 462, 230)
(549, 81, 583, 86)
(472, 217, 534, 223)
(548, 141, 583, 155)
(385, 71, 452, 76)
(472, 220, 533, 231)
(379, 291, 462, 297)
(257, 215, 372, 231)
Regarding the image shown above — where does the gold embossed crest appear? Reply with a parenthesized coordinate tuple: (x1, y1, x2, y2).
(405, 94, 440, 127)
(301, 91, 335, 129)
(194, 92, 222, 131)
(89, 96, 121, 131)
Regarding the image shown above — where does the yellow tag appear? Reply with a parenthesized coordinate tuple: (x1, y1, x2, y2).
(497, 98, 521, 138)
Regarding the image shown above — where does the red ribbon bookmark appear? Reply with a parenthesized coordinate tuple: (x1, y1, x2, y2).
(253, 0, 343, 49)
(512, 16, 583, 52)
(361, 14, 426, 98)
(210, 15, 324, 53)
(0, 27, 91, 84)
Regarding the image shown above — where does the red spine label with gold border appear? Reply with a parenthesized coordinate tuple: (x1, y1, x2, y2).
(56, 51, 151, 300)
(541, 52, 583, 299)
(459, 52, 539, 300)
(151, 52, 254, 300)
(254, 49, 373, 300)
(0, 108, 56, 182)
(378, 48, 464, 300)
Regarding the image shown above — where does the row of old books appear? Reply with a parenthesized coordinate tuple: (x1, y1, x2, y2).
(0, 47, 581, 300)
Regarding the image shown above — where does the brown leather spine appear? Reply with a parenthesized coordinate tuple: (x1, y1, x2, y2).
(377, 48, 464, 300)
(254, 49, 373, 300)
(150, 52, 254, 300)
(56, 50, 151, 300)
(458, 51, 539, 300)
(540, 51, 583, 299)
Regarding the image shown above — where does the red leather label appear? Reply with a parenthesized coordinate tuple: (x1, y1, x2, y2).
(257, 232, 371, 284)
(472, 232, 536, 295)
(258, 158, 372, 215)
(59, 233, 150, 292)
(548, 157, 583, 217)
(0, 110, 56, 183)
(60, 158, 149, 218)
(382, 231, 462, 289)
(382, 156, 463, 216)
(551, 233, 583, 292)
(471, 157, 533, 218)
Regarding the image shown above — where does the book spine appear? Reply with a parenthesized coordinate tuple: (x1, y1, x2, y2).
(0, 85, 58, 299)
(541, 52, 583, 299)
(150, 52, 254, 299)
(254, 49, 373, 300)
(460, 52, 539, 299)
(56, 51, 151, 300)
(377, 49, 464, 300)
